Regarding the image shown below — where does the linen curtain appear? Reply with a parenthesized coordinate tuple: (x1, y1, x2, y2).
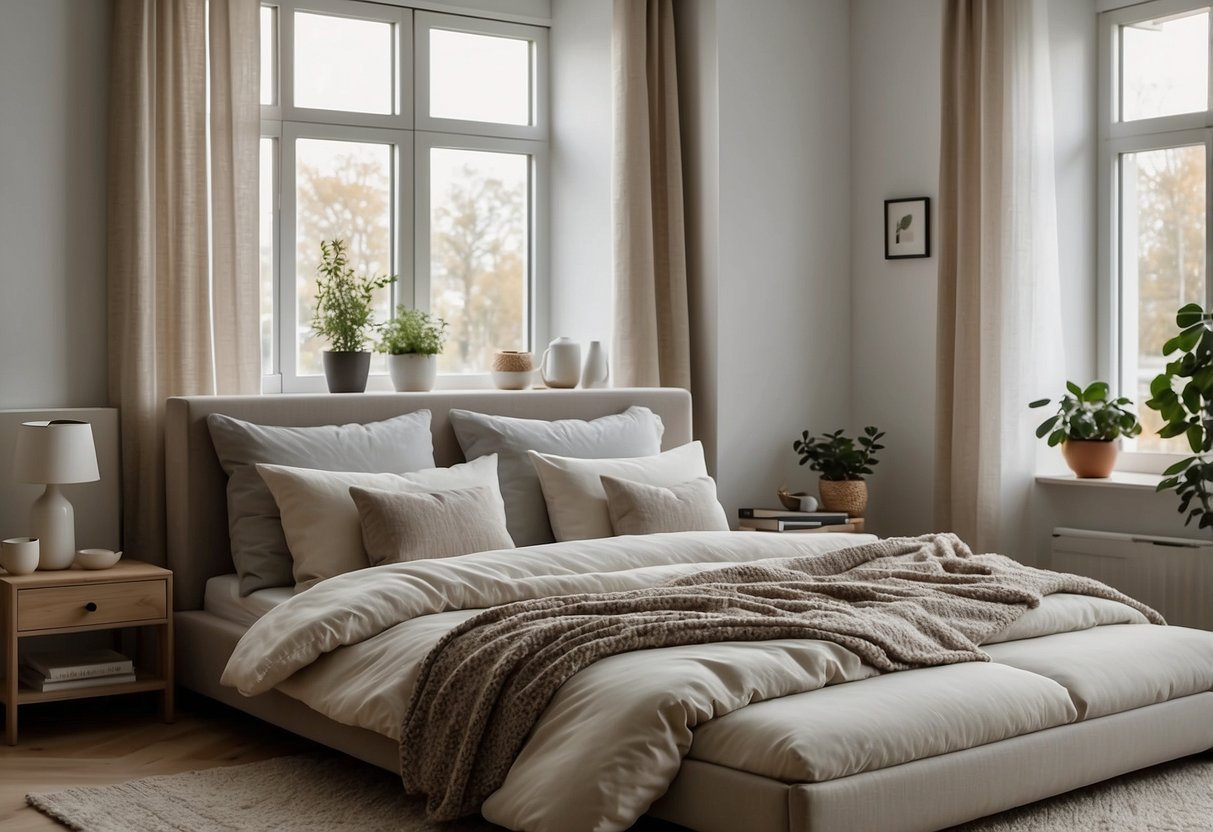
(935, 0, 1064, 555)
(611, 0, 691, 389)
(108, 0, 260, 563)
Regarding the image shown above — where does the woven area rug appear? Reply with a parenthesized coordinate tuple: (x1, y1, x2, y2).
(27, 750, 1213, 832)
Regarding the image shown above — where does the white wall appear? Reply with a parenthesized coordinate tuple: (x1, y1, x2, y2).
(548, 0, 614, 351)
(0, 0, 110, 410)
(679, 0, 853, 518)
(849, 0, 942, 537)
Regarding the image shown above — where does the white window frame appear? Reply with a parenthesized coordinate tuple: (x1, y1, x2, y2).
(261, 0, 549, 393)
(1098, 0, 1213, 472)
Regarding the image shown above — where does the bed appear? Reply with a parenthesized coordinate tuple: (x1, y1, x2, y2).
(165, 389, 1213, 832)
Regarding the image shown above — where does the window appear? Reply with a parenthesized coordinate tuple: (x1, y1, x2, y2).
(1100, 0, 1212, 457)
(260, 1, 548, 391)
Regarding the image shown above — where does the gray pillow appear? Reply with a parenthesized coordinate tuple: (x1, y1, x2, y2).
(206, 411, 435, 595)
(351, 484, 514, 566)
(449, 406, 664, 546)
(601, 475, 729, 536)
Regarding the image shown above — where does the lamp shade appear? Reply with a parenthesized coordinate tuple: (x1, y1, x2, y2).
(13, 420, 100, 485)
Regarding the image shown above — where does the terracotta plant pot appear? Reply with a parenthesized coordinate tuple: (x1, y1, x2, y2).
(818, 479, 867, 517)
(322, 351, 371, 393)
(1061, 439, 1117, 478)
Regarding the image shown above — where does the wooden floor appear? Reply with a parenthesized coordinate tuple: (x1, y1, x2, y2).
(0, 691, 314, 831)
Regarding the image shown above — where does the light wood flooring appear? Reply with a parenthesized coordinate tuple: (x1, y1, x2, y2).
(0, 691, 313, 831)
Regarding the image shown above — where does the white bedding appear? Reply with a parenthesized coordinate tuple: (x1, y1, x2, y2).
(222, 531, 1154, 832)
(203, 574, 293, 627)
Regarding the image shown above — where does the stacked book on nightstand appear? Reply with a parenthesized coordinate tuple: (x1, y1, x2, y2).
(19, 649, 136, 692)
(737, 508, 865, 534)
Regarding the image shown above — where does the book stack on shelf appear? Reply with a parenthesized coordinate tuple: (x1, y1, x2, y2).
(737, 507, 865, 534)
(19, 649, 136, 692)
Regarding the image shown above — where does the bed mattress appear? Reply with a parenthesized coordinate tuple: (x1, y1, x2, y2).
(203, 574, 293, 627)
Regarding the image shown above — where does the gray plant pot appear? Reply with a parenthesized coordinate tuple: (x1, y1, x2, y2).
(322, 351, 371, 393)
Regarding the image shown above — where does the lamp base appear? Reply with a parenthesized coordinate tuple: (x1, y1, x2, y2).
(30, 484, 76, 570)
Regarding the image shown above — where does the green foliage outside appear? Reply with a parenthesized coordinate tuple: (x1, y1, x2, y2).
(793, 427, 885, 482)
(1146, 303, 1213, 530)
(1029, 381, 1142, 446)
(310, 239, 396, 353)
(378, 307, 449, 355)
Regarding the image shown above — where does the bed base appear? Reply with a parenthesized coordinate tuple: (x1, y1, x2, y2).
(177, 610, 1213, 832)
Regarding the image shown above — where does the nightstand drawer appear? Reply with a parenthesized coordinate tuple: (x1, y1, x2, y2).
(17, 580, 167, 631)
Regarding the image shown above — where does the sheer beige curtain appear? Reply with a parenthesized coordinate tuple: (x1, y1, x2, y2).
(108, 0, 260, 563)
(936, 0, 1064, 556)
(611, 0, 691, 389)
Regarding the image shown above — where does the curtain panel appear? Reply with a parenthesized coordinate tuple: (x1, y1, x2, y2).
(935, 0, 1064, 556)
(611, 0, 691, 389)
(108, 0, 260, 563)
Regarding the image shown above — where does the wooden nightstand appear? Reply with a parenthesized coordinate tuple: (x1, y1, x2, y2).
(0, 561, 173, 744)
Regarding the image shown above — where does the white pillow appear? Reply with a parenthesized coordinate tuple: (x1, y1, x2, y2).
(256, 455, 504, 590)
(601, 475, 729, 535)
(529, 441, 710, 541)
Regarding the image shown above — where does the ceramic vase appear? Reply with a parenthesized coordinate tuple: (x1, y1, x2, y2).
(541, 337, 581, 388)
(387, 354, 438, 392)
(1061, 439, 1117, 478)
(322, 351, 371, 393)
(581, 341, 610, 388)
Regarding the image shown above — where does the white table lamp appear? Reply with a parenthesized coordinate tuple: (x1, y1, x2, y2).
(13, 420, 100, 570)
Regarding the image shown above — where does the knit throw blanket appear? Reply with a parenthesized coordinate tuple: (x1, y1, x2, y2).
(399, 533, 1163, 820)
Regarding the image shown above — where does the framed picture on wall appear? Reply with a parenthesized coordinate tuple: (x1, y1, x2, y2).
(884, 197, 930, 259)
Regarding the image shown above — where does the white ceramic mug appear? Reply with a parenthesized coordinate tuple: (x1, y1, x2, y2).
(0, 537, 39, 575)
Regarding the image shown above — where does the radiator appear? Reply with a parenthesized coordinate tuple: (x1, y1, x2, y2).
(1051, 528, 1213, 631)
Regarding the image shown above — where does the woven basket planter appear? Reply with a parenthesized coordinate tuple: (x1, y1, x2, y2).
(818, 479, 867, 517)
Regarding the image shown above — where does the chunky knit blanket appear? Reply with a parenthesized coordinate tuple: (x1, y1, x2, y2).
(399, 533, 1163, 820)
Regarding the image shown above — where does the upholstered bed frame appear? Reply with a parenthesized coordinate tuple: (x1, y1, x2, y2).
(165, 390, 1213, 832)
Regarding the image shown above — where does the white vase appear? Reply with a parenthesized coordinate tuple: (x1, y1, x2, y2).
(388, 354, 437, 392)
(581, 340, 610, 388)
(540, 337, 581, 388)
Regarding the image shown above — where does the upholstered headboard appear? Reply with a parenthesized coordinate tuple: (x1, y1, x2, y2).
(164, 388, 693, 610)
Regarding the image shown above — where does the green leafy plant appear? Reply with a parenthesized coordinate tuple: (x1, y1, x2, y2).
(1145, 303, 1213, 530)
(1029, 381, 1142, 446)
(310, 239, 396, 353)
(793, 427, 885, 481)
(378, 307, 449, 356)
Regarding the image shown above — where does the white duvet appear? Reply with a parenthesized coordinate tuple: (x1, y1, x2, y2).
(221, 531, 1148, 832)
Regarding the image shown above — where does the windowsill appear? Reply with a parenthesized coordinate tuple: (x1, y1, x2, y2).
(1035, 471, 1163, 490)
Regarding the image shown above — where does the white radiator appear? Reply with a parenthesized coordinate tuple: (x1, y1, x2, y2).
(1051, 528, 1213, 631)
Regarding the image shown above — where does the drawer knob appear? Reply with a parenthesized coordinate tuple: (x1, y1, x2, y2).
(84, 602, 98, 612)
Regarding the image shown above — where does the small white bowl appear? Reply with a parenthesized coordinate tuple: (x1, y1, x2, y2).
(492, 369, 535, 390)
(75, 548, 122, 570)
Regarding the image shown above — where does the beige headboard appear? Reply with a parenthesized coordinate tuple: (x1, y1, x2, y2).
(165, 388, 693, 610)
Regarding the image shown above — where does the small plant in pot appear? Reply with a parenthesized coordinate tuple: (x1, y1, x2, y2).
(792, 426, 885, 517)
(1029, 381, 1141, 478)
(1145, 303, 1213, 529)
(378, 307, 449, 392)
(311, 239, 396, 393)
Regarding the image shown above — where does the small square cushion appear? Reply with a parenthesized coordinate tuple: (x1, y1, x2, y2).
(256, 455, 503, 590)
(602, 475, 729, 536)
(350, 484, 514, 565)
(449, 407, 664, 547)
(529, 441, 710, 542)
(206, 411, 435, 595)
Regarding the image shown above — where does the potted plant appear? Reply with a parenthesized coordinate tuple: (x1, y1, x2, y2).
(1030, 381, 1141, 478)
(792, 426, 885, 516)
(311, 239, 396, 393)
(1146, 303, 1213, 529)
(378, 307, 449, 392)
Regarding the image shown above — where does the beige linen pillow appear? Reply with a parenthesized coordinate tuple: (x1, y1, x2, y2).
(350, 485, 514, 566)
(449, 406, 665, 547)
(528, 441, 710, 541)
(601, 475, 729, 536)
(256, 455, 503, 590)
